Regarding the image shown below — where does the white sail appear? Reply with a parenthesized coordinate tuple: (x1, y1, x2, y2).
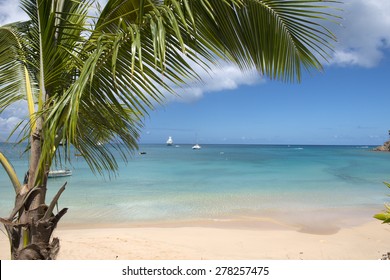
(166, 136, 173, 146)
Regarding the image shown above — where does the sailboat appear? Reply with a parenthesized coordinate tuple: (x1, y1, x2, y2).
(192, 133, 201, 149)
(166, 136, 173, 146)
(49, 139, 72, 178)
(192, 144, 201, 150)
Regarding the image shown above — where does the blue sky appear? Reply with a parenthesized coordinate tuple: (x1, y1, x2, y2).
(141, 58, 390, 145)
(1, 1, 390, 145)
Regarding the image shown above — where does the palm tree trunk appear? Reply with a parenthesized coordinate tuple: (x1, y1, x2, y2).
(1, 118, 68, 260)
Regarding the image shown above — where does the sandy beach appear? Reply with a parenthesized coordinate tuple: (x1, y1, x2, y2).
(1, 219, 389, 260)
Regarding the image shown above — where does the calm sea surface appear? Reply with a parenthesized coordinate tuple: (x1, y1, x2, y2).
(1, 143, 390, 228)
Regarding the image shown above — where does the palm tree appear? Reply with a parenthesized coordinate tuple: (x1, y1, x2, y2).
(0, 0, 339, 259)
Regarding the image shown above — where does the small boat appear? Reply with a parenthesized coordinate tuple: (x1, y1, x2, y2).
(48, 169, 72, 178)
(192, 133, 201, 150)
(166, 136, 173, 146)
(192, 144, 201, 150)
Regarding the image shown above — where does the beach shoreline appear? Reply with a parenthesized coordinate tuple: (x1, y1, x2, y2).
(1, 218, 389, 260)
(56, 204, 383, 234)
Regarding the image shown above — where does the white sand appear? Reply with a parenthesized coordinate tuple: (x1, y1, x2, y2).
(1, 220, 389, 260)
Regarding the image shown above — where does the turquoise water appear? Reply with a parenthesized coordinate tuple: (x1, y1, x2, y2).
(1, 143, 390, 227)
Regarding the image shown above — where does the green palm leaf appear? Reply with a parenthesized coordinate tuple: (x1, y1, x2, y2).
(0, 25, 31, 111)
(374, 182, 390, 224)
(0, 23, 37, 136)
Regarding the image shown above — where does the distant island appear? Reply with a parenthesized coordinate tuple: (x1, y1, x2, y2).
(374, 140, 390, 152)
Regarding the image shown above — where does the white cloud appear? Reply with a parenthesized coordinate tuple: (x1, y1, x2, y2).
(331, 0, 390, 67)
(0, 0, 28, 25)
(0, 101, 28, 141)
(167, 62, 263, 103)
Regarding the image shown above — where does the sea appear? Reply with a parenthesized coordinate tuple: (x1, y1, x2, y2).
(1, 143, 390, 230)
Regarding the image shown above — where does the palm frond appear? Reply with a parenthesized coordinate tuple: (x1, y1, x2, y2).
(40, 0, 206, 176)
(0, 26, 29, 111)
(0, 152, 22, 194)
(188, 0, 340, 82)
(0, 24, 37, 133)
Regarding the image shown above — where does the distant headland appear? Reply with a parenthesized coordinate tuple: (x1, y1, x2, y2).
(374, 140, 390, 152)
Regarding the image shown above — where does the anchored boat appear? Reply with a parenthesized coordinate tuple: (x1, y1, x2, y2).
(192, 144, 201, 150)
(166, 136, 173, 146)
(48, 169, 72, 178)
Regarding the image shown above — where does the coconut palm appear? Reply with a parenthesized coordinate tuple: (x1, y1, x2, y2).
(0, 0, 339, 259)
